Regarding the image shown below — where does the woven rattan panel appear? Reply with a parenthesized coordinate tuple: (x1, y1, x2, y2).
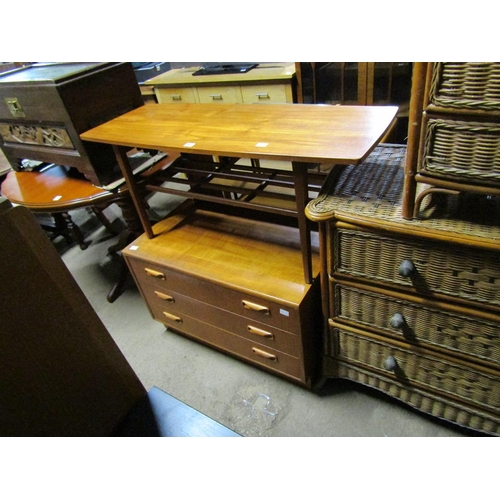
(308, 144, 500, 241)
(323, 357, 500, 435)
(428, 62, 500, 112)
(308, 143, 500, 435)
(421, 117, 500, 184)
(329, 325, 500, 416)
(333, 284, 500, 367)
(333, 227, 500, 309)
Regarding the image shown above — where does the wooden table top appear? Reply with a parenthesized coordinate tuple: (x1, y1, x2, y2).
(1, 166, 117, 211)
(80, 103, 398, 165)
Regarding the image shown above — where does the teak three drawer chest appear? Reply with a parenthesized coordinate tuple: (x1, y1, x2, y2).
(307, 144, 500, 435)
(123, 203, 322, 387)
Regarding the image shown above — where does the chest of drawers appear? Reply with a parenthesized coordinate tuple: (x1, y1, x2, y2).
(146, 63, 296, 104)
(123, 203, 321, 387)
(307, 144, 500, 434)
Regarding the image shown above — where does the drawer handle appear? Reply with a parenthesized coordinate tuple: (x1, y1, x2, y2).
(242, 300, 270, 314)
(247, 325, 274, 339)
(389, 313, 405, 329)
(255, 92, 270, 99)
(145, 268, 165, 280)
(171, 94, 182, 101)
(154, 291, 175, 302)
(210, 94, 223, 100)
(383, 356, 398, 371)
(252, 347, 277, 361)
(163, 311, 182, 323)
(398, 259, 415, 278)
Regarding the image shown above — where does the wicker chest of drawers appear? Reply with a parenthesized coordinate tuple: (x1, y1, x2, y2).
(123, 204, 321, 387)
(307, 145, 500, 435)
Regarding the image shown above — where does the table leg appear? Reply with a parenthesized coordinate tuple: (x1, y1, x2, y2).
(292, 161, 313, 284)
(114, 145, 154, 238)
(52, 212, 90, 250)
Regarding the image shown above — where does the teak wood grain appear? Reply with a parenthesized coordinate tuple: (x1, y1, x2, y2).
(80, 103, 398, 164)
(81, 103, 397, 283)
(124, 203, 320, 306)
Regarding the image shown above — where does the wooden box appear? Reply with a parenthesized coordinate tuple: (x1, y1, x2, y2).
(0, 62, 143, 186)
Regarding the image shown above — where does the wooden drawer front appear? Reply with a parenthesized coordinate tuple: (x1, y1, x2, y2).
(332, 284, 500, 367)
(126, 258, 302, 333)
(241, 84, 289, 104)
(163, 311, 303, 381)
(155, 87, 197, 104)
(141, 281, 300, 356)
(197, 86, 241, 104)
(420, 116, 500, 185)
(332, 227, 500, 309)
(329, 323, 500, 414)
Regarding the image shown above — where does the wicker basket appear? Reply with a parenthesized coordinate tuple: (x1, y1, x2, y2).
(429, 62, 500, 112)
(420, 117, 500, 184)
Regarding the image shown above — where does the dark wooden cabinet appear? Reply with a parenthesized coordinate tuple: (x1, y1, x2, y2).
(0, 62, 143, 186)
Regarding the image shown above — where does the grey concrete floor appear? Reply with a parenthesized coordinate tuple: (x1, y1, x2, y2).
(55, 198, 479, 437)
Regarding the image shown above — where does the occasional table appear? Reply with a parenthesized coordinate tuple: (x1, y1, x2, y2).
(1, 165, 122, 249)
(1, 151, 181, 301)
(81, 103, 398, 283)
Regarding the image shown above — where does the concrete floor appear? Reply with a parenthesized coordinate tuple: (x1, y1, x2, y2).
(55, 197, 479, 437)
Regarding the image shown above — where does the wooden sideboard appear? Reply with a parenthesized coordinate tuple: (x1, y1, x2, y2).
(146, 63, 296, 104)
(307, 144, 500, 435)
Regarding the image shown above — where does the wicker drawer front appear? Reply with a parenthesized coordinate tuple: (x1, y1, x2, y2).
(328, 324, 500, 413)
(428, 62, 500, 112)
(420, 116, 500, 185)
(332, 284, 500, 366)
(332, 228, 500, 308)
(126, 257, 302, 333)
(330, 360, 500, 435)
(140, 281, 300, 356)
(163, 312, 304, 381)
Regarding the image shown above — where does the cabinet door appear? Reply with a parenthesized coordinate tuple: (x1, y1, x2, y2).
(197, 85, 241, 104)
(241, 84, 291, 103)
(155, 87, 197, 104)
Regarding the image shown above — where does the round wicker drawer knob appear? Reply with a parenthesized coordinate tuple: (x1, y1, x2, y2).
(389, 313, 405, 329)
(383, 356, 398, 371)
(398, 259, 415, 278)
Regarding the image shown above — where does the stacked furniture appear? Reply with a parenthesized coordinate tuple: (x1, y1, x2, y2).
(80, 102, 396, 386)
(403, 62, 500, 219)
(306, 64, 500, 435)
